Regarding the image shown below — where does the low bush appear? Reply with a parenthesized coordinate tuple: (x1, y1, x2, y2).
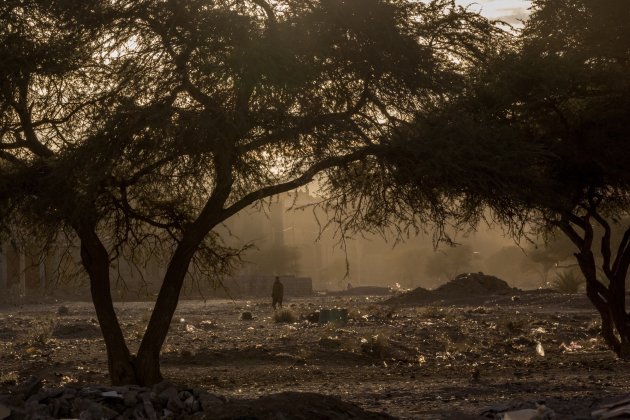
(274, 309, 298, 323)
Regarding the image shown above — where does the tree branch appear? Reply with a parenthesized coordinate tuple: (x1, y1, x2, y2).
(221, 147, 376, 222)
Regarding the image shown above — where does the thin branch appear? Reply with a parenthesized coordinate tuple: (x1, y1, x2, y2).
(222, 147, 376, 222)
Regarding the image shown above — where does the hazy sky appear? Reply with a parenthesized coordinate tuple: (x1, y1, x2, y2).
(457, 0, 532, 25)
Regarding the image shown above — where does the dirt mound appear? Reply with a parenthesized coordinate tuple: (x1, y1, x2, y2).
(384, 287, 434, 305)
(434, 272, 516, 297)
(384, 273, 517, 305)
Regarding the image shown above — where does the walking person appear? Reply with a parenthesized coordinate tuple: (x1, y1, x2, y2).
(272, 276, 284, 309)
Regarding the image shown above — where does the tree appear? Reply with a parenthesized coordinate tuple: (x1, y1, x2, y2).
(483, 0, 630, 356)
(372, 0, 630, 356)
(525, 235, 576, 286)
(424, 244, 478, 282)
(0, 0, 502, 385)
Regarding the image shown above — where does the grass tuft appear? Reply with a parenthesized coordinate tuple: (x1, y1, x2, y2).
(274, 309, 298, 323)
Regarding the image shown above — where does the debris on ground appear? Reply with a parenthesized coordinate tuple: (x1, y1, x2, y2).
(0, 382, 392, 420)
(327, 286, 394, 297)
(318, 308, 349, 323)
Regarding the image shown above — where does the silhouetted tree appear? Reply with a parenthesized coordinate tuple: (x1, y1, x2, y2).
(424, 244, 479, 282)
(372, 0, 630, 356)
(483, 0, 630, 356)
(0, 0, 503, 384)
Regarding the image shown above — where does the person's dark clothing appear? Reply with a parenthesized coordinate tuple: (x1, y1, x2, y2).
(272, 278, 284, 309)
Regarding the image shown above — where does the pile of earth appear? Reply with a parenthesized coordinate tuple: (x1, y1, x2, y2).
(385, 272, 519, 305)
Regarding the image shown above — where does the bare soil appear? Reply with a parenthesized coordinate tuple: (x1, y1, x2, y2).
(1, 290, 629, 419)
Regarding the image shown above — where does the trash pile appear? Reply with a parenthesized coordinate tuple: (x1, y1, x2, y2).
(0, 376, 393, 419)
(385, 272, 518, 305)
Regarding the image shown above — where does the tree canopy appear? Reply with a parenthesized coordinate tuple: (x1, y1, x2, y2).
(0, 0, 504, 384)
(368, 0, 630, 355)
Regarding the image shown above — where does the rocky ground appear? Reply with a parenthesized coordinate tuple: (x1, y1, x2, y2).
(1, 281, 630, 419)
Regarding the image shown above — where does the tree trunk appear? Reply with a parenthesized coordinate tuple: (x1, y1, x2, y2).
(576, 250, 630, 357)
(77, 224, 137, 385)
(135, 238, 200, 386)
(607, 272, 630, 356)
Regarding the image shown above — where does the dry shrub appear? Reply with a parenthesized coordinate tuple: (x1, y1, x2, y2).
(28, 317, 56, 346)
(502, 318, 525, 334)
(360, 332, 391, 358)
(274, 309, 298, 323)
(0, 371, 17, 386)
(552, 270, 584, 293)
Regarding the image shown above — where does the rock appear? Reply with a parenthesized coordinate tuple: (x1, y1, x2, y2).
(101, 390, 123, 399)
(502, 409, 538, 420)
(15, 375, 43, 398)
(0, 404, 9, 420)
(123, 390, 138, 407)
(160, 387, 185, 412)
(152, 380, 176, 395)
(23, 402, 48, 418)
(198, 393, 224, 412)
(141, 392, 158, 420)
(73, 398, 119, 419)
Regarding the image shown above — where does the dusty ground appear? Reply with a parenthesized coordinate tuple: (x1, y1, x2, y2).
(1, 290, 629, 419)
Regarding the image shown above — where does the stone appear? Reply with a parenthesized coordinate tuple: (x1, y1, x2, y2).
(73, 398, 119, 419)
(123, 390, 138, 407)
(198, 393, 224, 412)
(142, 393, 158, 420)
(160, 387, 184, 412)
(0, 404, 10, 420)
(152, 380, 176, 395)
(15, 375, 43, 397)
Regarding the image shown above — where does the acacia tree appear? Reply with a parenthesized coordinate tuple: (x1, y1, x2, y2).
(0, 0, 502, 385)
(515, 0, 630, 356)
(366, 0, 630, 355)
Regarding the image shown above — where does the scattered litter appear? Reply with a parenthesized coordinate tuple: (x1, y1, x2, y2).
(199, 320, 217, 330)
(318, 308, 349, 324)
(559, 341, 582, 352)
(535, 342, 545, 357)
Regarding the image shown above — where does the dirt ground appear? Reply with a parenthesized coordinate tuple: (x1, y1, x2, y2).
(1, 290, 630, 419)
